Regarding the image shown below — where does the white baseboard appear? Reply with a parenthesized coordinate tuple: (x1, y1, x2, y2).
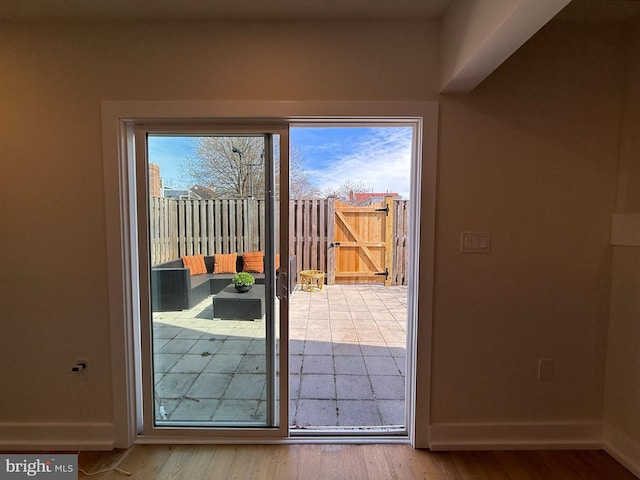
(0, 422, 114, 451)
(429, 421, 603, 451)
(603, 423, 640, 478)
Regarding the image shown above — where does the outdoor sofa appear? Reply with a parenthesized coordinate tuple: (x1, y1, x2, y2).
(151, 253, 296, 312)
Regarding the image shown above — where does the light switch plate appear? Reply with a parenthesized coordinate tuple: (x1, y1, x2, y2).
(461, 231, 491, 253)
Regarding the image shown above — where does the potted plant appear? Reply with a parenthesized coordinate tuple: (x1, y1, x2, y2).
(232, 272, 255, 293)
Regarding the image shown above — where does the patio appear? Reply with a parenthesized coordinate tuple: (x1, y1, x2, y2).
(152, 283, 407, 430)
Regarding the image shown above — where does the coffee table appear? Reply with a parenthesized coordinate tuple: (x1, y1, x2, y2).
(212, 284, 265, 320)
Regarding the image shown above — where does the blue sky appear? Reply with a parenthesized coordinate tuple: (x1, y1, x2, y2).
(148, 126, 413, 198)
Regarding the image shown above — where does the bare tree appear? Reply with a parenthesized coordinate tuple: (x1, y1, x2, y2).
(324, 179, 370, 204)
(184, 136, 321, 199)
(183, 136, 265, 198)
(286, 145, 322, 198)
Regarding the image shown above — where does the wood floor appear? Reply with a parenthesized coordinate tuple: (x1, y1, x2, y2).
(78, 444, 637, 479)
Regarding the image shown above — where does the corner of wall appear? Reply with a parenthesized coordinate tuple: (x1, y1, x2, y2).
(603, 423, 640, 478)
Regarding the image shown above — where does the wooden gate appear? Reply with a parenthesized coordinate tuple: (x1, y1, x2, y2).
(329, 197, 393, 285)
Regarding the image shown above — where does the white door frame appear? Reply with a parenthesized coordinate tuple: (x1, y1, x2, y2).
(101, 101, 438, 447)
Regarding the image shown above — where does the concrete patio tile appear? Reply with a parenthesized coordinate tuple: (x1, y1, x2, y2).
(159, 339, 199, 354)
(361, 345, 391, 357)
(393, 357, 406, 376)
(224, 374, 265, 400)
(237, 354, 267, 373)
(370, 311, 396, 321)
(370, 375, 405, 400)
(329, 303, 351, 312)
(290, 354, 303, 374)
(290, 328, 307, 341)
(336, 375, 373, 400)
(153, 284, 408, 429)
(153, 338, 170, 351)
(306, 329, 332, 342)
(337, 400, 381, 426)
(329, 310, 352, 320)
(381, 330, 407, 343)
(331, 328, 357, 342)
(289, 374, 301, 398)
(289, 339, 304, 355)
(364, 356, 401, 375)
(332, 343, 362, 356)
(294, 399, 338, 427)
(329, 318, 354, 328)
(154, 325, 184, 339)
(388, 345, 407, 357)
(186, 373, 232, 398)
(154, 353, 182, 373)
(214, 399, 262, 422)
(203, 354, 243, 373)
(289, 340, 305, 355)
(357, 330, 385, 343)
(217, 339, 251, 354)
(169, 399, 219, 421)
(334, 355, 367, 375)
(351, 320, 377, 329)
(350, 311, 374, 321)
(302, 355, 334, 374)
(347, 301, 368, 309)
(169, 354, 213, 373)
(155, 398, 180, 420)
(245, 339, 266, 354)
(307, 319, 330, 329)
(299, 374, 335, 398)
(303, 341, 333, 355)
(188, 339, 223, 355)
(377, 400, 405, 425)
(155, 373, 198, 399)
(233, 324, 264, 336)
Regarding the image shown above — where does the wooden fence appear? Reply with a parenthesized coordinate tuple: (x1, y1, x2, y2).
(149, 197, 410, 285)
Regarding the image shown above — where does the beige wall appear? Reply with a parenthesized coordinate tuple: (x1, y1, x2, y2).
(0, 19, 438, 441)
(605, 14, 640, 463)
(0, 16, 638, 453)
(431, 20, 623, 441)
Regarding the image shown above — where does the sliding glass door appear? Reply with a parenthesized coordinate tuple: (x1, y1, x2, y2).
(135, 125, 289, 437)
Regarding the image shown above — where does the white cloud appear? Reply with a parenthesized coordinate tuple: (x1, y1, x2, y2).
(304, 127, 413, 199)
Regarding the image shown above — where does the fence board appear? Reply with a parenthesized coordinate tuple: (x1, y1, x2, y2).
(148, 196, 408, 286)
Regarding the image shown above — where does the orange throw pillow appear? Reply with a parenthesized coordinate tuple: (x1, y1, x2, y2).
(243, 251, 264, 273)
(182, 254, 207, 276)
(214, 253, 237, 274)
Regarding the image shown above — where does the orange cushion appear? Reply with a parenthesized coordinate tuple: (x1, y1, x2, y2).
(182, 254, 207, 276)
(275, 254, 280, 271)
(214, 253, 237, 274)
(243, 251, 264, 273)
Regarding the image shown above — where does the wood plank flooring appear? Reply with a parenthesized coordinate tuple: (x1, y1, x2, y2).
(78, 445, 638, 479)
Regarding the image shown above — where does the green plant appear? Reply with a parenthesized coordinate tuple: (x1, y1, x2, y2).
(232, 272, 255, 287)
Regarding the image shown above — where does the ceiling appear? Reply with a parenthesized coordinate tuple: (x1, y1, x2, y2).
(1, 0, 638, 23)
(556, 0, 640, 21)
(2, 0, 637, 94)
(0, 0, 451, 21)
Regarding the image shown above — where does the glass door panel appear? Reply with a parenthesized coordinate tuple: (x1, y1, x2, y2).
(137, 127, 287, 435)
